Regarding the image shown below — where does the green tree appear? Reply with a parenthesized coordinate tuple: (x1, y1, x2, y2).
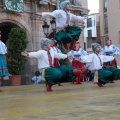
(6, 28, 28, 75)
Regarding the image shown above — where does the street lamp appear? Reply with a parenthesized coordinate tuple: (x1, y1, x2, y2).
(42, 22, 49, 37)
(50, 17, 56, 39)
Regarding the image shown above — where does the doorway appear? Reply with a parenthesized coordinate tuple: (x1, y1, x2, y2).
(0, 22, 19, 44)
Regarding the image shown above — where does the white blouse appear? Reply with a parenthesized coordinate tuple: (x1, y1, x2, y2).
(68, 48, 88, 63)
(0, 40, 7, 54)
(100, 45, 120, 56)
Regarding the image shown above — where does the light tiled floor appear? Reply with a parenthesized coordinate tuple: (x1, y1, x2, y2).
(0, 81, 120, 120)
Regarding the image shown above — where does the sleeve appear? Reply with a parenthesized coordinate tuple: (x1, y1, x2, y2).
(0, 41, 7, 54)
(58, 49, 62, 53)
(80, 55, 93, 63)
(113, 45, 120, 56)
(102, 55, 114, 62)
(99, 47, 105, 55)
(81, 49, 88, 56)
(71, 14, 84, 22)
(67, 51, 73, 63)
(42, 10, 61, 18)
(54, 52, 67, 59)
(32, 76, 35, 81)
(28, 51, 42, 58)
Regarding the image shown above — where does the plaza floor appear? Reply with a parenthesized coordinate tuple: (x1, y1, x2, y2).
(0, 81, 120, 120)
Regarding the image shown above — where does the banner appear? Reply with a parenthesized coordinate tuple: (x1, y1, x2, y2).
(4, 0, 24, 12)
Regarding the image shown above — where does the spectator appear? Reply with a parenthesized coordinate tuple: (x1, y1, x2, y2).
(32, 71, 42, 84)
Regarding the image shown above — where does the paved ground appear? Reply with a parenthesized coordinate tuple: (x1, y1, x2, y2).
(0, 81, 120, 120)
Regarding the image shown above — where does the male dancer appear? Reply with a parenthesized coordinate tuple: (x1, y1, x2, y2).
(21, 38, 82, 91)
(51, 38, 63, 86)
(80, 43, 120, 87)
(35, 1, 87, 49)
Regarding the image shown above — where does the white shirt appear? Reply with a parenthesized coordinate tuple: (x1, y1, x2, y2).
(32, 75, 42, 84)
(51, 46, 62, 53)
(42, 10, 84, 28)
(80, 53, 114, 71)
(28, 48, 67, 69)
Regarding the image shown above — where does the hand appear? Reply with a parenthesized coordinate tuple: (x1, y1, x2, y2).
(67, 55, 73, 60)
(84, 15, 88, 19)
(21, 51, 29, 57)
(35, 12, 42, 16)
(74, 58, 79, 61)
(113, 54, 117, 59)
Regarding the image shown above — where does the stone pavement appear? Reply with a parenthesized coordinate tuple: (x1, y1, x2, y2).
(0, 81, 120, 120)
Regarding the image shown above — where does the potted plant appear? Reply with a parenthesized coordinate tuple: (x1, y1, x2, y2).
(6, 28, 28, 86)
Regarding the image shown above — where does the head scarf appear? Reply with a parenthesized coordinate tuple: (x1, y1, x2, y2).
(74, 41, 80, 51)
(91, 43, 100, 52)
(40, 38, 51, 49)
(60, 1, 70, 10)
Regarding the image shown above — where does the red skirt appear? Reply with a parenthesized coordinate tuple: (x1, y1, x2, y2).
(72, 59, 85, 68)
(103, 59, 117, 67)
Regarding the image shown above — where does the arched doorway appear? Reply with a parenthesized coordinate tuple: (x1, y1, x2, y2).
(0, 22, 20, 44)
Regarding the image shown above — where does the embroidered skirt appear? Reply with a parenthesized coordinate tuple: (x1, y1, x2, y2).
(56, 26, 81, 44)
(0, 54, 8, 77)
(45, 65, 75, 85)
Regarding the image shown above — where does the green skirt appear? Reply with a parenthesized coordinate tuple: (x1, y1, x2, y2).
(92, 66, 120, 84)
(45, 65, 75, 85)
(56, 26, 81, 43)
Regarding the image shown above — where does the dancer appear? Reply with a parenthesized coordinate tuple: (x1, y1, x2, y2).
(79, 43, 120, 87)
(68, 41, 88, 84)
(0, 31, 8, 92)
(21, 38, 82, 92)
(100, 38, 120, 67)
(51, 38, 63, 86)
(36, 1, 87, 49)
(51, 38, 61, 67)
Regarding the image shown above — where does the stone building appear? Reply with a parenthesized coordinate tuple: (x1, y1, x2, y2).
(0, 0, 89, 84)
(99, 0, 120, 66)
(84, 13, 101, 53)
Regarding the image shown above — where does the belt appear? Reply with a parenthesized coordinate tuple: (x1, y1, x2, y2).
(40, 67, 51, 81)
(56, 25, 69, 32)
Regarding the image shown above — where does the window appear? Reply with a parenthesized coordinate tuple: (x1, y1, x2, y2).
(87, 18, 92, 28)
(119, 31, 120, 43)
(88, 30, 92, 37)
(103, 0, 107, 12)
(104, 14, 108, 34)
(119, 0, 120, 9)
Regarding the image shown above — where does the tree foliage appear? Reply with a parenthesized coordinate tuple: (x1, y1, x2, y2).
(6, 28, 28, 75)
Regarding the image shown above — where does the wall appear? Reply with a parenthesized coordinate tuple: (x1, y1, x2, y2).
(107, 0, 120, 66)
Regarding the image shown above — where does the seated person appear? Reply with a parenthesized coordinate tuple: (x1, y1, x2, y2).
(32, 71, 42, 84)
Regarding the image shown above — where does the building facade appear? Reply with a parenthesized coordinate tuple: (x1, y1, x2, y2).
(0, 0, 89, 84)
(84, 13, 101, 52)
(99, 0, 120, 66)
